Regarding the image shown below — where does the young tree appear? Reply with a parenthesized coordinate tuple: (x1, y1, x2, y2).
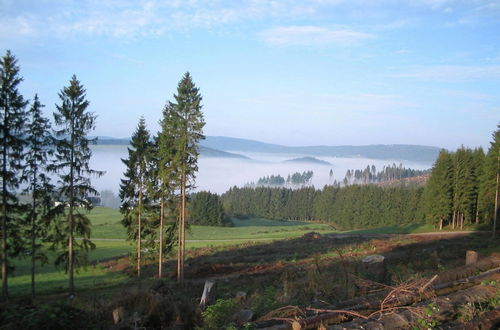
(51, 75, 102, 294)
(0, 50, 28, 299)
(23, 95, 57, 297)
(170, 73, 205, 282)
(119, 117, 153, 278)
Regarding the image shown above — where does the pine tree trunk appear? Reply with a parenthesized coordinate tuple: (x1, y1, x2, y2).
(68, 208, 74, 294)
(452, 211, 456, 229)
(177, 207, 181, 282)
(68, 121, 75, 295)
(31, 173, 36, 297)
(158, 199, 164, 278)
(1, 132, 7, 300)
(439, 218, 443, 230)
(178, 171, 186, 282)
(493, 163, 499, 239)
(460, 212, 464, 230)
(137, 183, 142, 278)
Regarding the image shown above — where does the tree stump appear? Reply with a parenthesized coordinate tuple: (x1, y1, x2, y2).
(360, 254, 386, 283)
(465, 250, 478, 265)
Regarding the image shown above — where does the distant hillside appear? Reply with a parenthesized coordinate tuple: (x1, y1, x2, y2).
(201, 136, 440, 163)
(284, 156, 331, 165)
(199, 146, 249, 159)
(95, 135, 441, 163)
(94, 137, 249, 159)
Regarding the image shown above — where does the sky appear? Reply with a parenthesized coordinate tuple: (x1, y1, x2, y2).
(1, 0, 499, 150)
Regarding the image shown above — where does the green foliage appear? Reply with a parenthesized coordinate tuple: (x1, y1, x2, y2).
(119, 118, 156, 241)
(22, 94, 61, 296)
(414, 302, 439, 329)
(251, 286, 279, 318)
(50, 75, 102, 291)
(202, 298, 238, 330)
(478, 124, 500, 228)
(0, 50, 29, 297)
(119, 117, 157, 274)
(223, 184, 423, 229)
(189, 191, 227, 226)
(421, 150, 453, 228)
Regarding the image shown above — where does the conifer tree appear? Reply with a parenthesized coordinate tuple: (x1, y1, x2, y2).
(119, 117, 153, 277)
(155, 104, 179, 278)
(23, 95, 57, 297)
(421, 150, 453, 229)
(51, 75, 102, 294)
(479, 124, 500, 238)
(170, 73, 205, 282)
(0, 50, 28, 299)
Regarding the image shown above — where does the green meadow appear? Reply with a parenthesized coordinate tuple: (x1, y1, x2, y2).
(8, 207, 334, 296)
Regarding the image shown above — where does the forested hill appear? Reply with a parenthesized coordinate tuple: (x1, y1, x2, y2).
(93, 135, 441, 163)
(201, 136, 441, 163)
(92, 136, 248, 159)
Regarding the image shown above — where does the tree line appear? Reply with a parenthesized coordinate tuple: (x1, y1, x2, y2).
(0, 51, 102, 299)
(222, 185, 422, 229)
(421, 126, 500, 237)
(249, 170, 314, 188)
(332, 163, 429, 187)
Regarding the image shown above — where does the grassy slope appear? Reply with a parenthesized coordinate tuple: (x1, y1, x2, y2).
(9, 207, 332, 296)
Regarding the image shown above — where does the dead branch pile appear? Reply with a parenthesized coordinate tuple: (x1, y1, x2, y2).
(253, 255, 500, 329)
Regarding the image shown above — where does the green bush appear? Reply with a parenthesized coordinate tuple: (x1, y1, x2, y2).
(202, 298, 238, 330)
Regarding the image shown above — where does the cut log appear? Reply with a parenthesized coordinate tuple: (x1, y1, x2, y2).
(255, 267, 500, 329)
(465, 250, 478, 265)
(330, 284, 498, 329)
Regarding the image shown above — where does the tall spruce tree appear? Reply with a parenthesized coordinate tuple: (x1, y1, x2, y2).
(51, 75, 102, 294)
(0, 50, 28, 299)
(170, 73, 205, 282)
(479, 124, 500, 238)
(155, 104, 178, 278)
(119, 117, 153, 278)
(23, 95, 57, 297)
(421, 150, 453, 229)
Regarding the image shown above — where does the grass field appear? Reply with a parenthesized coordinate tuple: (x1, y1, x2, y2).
(88, 206, 334, 241)
(9, 240, 131, 296)
(9, 207, 334, 296)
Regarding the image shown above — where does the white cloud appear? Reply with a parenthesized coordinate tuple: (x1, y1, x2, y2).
(0, 0, 497, 41)
(259, 26, 374, 46)
(390, 65, 500, 80)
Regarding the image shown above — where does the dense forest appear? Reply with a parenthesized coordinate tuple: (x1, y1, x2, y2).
(222, 185, 423, 229)
(421, 141, 499, 231)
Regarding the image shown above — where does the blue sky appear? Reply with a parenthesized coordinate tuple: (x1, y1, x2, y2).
(1, 0, 499, 150)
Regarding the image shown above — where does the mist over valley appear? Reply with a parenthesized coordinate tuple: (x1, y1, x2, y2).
(90, 137, 435, 195)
